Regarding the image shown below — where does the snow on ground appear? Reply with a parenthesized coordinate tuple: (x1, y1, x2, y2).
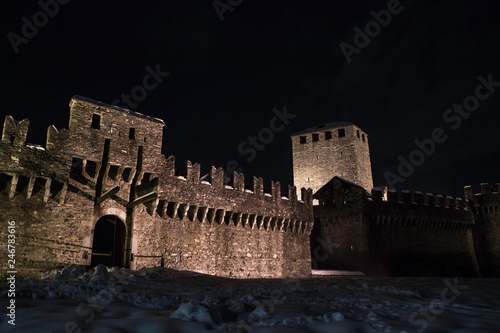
(312, 269, 365, 276)
(1, 265, 500, 332)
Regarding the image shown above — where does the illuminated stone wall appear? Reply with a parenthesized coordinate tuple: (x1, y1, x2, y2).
(0, 96, 314, 279)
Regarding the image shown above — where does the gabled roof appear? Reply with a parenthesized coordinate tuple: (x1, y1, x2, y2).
(313, 176, 366, 199)
(292, 121, 353, 136)
(72, 95, 165, 125)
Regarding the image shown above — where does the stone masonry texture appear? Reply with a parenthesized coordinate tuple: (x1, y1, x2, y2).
(0, 96, 314, 279)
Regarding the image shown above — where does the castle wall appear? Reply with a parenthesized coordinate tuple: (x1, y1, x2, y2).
(0, 194, 92, 270)
(0, 124, 88, 270)
(313, 179, 480, 276)
(311, 213, 368, 271)
(366, 189, 478, 277)
(312, 178, 369, 271)
(0, 96, 313, 279)
(130, 157, 314, 278)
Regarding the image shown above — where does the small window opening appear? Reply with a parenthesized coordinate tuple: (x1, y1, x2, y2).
(325, 131, 332, 140)
(31, 178, 46, 198)
(16, 175, 30, 194)
(91, 114, 101, 130)
(362, 134, 365, 142)
(338, 128, 345, 137)
(10, 136, 15, 144)
(299, 136, 306, 144)
(108, 165, 120, 181)
(0, 174, 13, 195)
(357, 130, 360, 138)
(166, 202, 177, 218)
(312, 133, 319, 142)
(129, 128, 136, 140)
(122, 168, 133, 182)
(85, 161, 98, 178)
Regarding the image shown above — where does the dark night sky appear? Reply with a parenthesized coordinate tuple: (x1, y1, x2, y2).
(1, 0, 499, 198)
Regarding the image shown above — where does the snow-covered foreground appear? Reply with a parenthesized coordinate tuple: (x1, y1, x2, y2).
(1, 266, 499, 332)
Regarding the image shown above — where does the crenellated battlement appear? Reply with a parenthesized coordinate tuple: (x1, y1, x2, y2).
(2, 114, 61, 151)
(464, 183, 500, 211)
(371, 188, 467, 210)
(152, 156, 313, 236)
(161, 155, 312, 205)
(1, 95, 311, 209)
(2, 115, 30, 147)
(367, 187, 472, 230)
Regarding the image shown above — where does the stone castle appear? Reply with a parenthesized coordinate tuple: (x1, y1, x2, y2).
(0, 95, 498, 277)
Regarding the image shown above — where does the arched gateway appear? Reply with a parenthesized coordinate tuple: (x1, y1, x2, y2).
(91, 215, 126, 268)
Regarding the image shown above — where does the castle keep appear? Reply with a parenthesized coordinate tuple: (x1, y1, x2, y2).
(0, 96, 313, 278)
(291, 122, 373, 196)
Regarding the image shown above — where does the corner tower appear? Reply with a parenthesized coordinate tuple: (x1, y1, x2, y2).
(291, 122, 373, 195)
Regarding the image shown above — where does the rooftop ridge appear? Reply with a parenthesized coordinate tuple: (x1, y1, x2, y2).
(72, 95, 165, 125)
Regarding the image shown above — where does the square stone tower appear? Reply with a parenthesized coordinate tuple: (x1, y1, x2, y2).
(291, 122, 373, 196)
